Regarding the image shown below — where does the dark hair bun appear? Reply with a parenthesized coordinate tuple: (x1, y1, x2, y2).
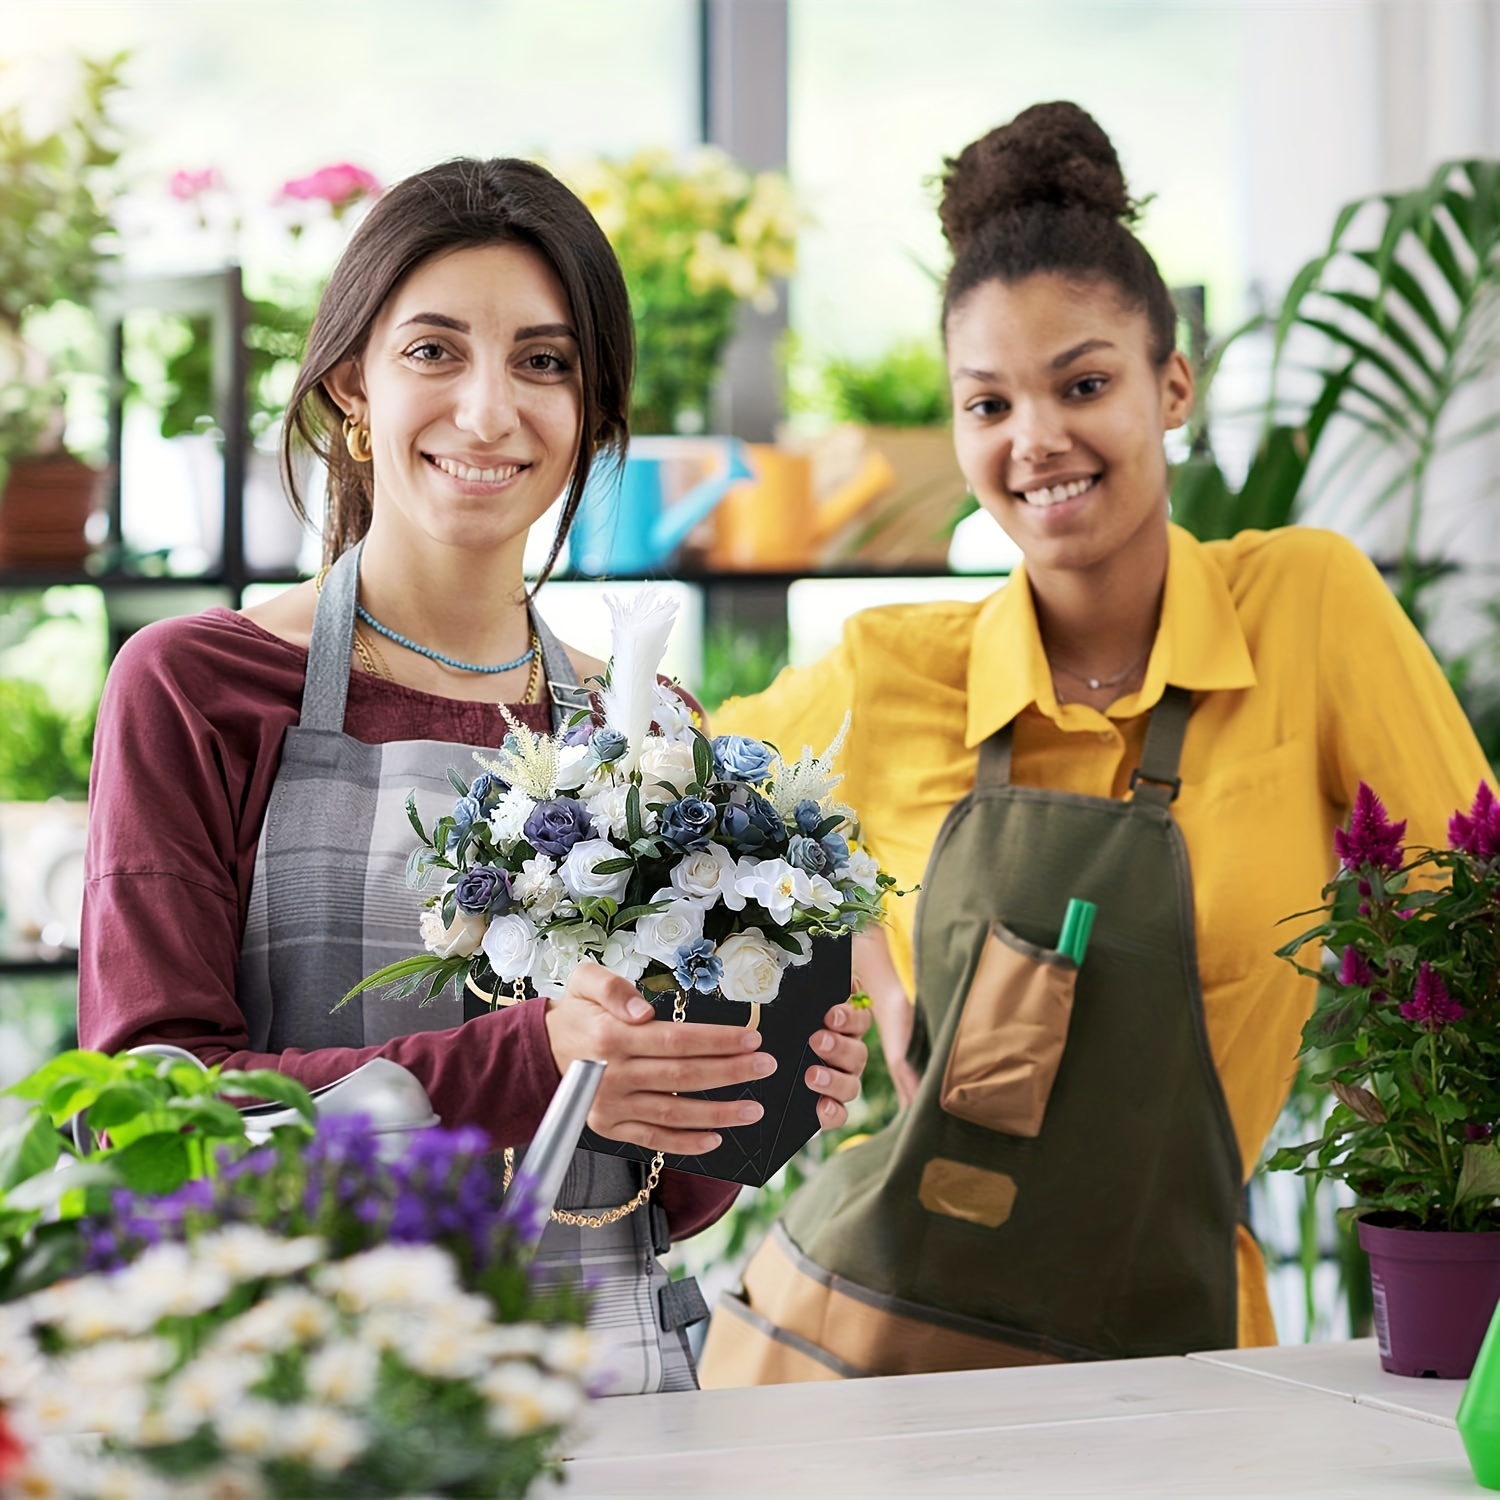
(939, 101, 1134, 251)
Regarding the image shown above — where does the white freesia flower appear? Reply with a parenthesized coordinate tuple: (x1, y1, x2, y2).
(15, 1376, 77, 1437)
(652, 677, 698, 743)
(420, 906, 487, 958)
(402, 1323, 495, 1381)
(32, 1273, 152, 1342)
(840, 847, 881, 893)
(735, 858, 839, 924)
(638, 737, 698, 801)
(0, 1329, 41, 1401)
(481, 1361, 584, 1436)
(116, 1243, 230, 1324)
(305, 1340, 379, 1407)
(587, 781, 657, 841)
(634, 894, 706, 967)
(801, 872, 841, 911)
(196, 1226, 326, 1284)
(70, 1382, 150, 1441)
(62, 1456, 168, 1500)
(317, 1244, 460, 1312)
(275, 1404, 368, 1471)
(162, 1353, 261, 1425)
(716, 929, 786, 1005)
(668, 842, 741, 909)
(601, 929, 649, 983)
(216, 1289, 331, 1354)
(482, 912, 539, 983)
(63, 1337, 175, 1390)
(486, 1324, 549, 1359)
(559, 838, 632, 902)
(542, 1327, 593, 1375)
(488, 785, 538, 846)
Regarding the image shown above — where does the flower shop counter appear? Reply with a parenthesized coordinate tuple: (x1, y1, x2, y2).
(559, 1339, 1472, 1497)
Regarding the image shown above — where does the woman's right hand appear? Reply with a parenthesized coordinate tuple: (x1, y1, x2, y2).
(543, 961, 775, 1155)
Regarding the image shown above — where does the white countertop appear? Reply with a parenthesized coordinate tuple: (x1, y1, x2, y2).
(561, 1339, 1476, 1498)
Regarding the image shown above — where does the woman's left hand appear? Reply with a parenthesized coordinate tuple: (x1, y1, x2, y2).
(807, 1000, 871, 1130)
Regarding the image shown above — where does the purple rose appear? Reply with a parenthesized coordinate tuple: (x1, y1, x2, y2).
(454, 865, 513, 916)
(523, 798, 592, 857)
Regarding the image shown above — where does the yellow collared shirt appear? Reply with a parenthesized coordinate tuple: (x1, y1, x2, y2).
(716, 525, 1491, 1342)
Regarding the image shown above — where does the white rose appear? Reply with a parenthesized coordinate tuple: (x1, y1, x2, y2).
(421, 906, 487, 958)
(481, 913, 539, 982)
(668, 843, 739, 909)
(559, 838, 633, 903)
(638, 737, 698, 801)
(488, 787, 537, 847)
(554, 743, 592, 792)
(587, 782, 658, 842)
(633, 892, 706, 967)
(600, 930, 649, 983)
(716, 929, 786, 1005)
(534, 923, 605, 998)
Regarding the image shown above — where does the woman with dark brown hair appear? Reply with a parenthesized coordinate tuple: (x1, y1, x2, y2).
(79, 156, 869, 1395)
(699, 102, 1490, 1384)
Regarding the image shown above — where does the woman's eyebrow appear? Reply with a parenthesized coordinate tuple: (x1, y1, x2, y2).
(397, 312, 469, 332)
(1051, 337, 1115, 369)
(515, 322, 577, 341)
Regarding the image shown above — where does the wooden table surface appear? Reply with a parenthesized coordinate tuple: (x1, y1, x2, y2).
(560, 1338, 1476, 1498)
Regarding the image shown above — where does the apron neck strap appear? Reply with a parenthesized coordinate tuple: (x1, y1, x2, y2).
(974, 684, 1194, 805)
(301, 539, 362, 731)
(1128, 685, 1192, 806)
(533, 607, 588, 733)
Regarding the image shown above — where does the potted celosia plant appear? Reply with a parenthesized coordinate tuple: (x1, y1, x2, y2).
(1274, 781, 1500, 1378)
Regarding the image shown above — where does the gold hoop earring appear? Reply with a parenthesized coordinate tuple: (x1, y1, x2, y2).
(342, 414, 373, 464)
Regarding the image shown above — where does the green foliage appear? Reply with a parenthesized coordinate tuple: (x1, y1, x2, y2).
(695, 621, 788, 717)
(818, 339, 951, 428)
(0, 676, 94, 799)
(1272, 808, 1500, 1230)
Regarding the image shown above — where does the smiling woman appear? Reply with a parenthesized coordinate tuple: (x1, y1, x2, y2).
(699, 102, 1493, 1388)
(76, 157, 870, 1397)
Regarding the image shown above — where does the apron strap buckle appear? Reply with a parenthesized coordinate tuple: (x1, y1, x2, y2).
(1128, 767, 1182, 803)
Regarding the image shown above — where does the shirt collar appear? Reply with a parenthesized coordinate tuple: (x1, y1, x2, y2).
(965, 523, 1258, 748)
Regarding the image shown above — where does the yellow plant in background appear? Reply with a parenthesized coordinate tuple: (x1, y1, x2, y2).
(562, 148, 800, 434)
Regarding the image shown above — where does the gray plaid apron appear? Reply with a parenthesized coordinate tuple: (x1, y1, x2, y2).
(236, 540, 698, 1394)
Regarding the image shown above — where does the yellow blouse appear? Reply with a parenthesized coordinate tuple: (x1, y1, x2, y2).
(716, 525, 1491, 1341)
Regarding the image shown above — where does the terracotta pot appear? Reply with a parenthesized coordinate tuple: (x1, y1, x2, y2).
(0, 453, 104, 568)
(1358, 1215, 1500, 1378)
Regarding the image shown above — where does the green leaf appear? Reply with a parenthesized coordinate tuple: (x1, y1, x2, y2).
(166, 1095, 251, 1137)
(1303, 991, 1371, 1049)
(0, 1113, 63, 1193)
(335, 954, 451, 1009)
(4, 1160, 117, 1213)
(692, 729, 714, 791)
(106, 1134, 195, 1196)
(405, 791, 432, 846)
(591, 857, 635, 875)
(219, 1070, 316, 1120)
(1455, 1142, 1500, 1207)
(5, 1049, 119, 1102)
(446, 768, 471, 797)
(626, 784, 643, 845)
(85, 1082, 165, 1131)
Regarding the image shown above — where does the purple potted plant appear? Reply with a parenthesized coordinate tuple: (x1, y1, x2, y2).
(1274, 782, 1500, 1378)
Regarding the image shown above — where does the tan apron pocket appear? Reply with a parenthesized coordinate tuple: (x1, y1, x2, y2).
(940, 920, 1079, 1137)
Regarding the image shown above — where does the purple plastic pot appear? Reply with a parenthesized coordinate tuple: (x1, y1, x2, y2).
(1358, 1216, 1500, 1379)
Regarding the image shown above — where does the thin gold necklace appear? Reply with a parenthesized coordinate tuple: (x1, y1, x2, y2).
(1050, 645, 1150, 693)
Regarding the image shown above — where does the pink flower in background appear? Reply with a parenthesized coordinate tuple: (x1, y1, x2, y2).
(1448, 781, 1500, 860)
(1400, 963, 1465, 1032)
(1334, 782, 1406, 873)
(169, 167, 222, 200)
(280, 162, 382, 214)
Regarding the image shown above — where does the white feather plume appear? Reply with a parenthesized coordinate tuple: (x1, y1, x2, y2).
(601, 587, 680, 776)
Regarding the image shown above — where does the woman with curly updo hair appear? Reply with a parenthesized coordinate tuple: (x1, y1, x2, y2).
(701, 102, 1489, 1384)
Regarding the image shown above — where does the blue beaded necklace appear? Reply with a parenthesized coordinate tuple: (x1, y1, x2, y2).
(354, 602, 536, 675)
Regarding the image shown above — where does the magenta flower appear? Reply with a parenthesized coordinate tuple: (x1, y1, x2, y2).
(1338, 946, 1375, 988)
(280, 162, 382, 214)
(1399, 963, 1465, 1031)
(1334, 782, 1406, 873)
(169, 167, 221, 201)
(1449, 781, 1500, 860)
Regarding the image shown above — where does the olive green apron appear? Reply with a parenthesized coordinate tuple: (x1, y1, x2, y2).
(702, 687, 1243, 1379)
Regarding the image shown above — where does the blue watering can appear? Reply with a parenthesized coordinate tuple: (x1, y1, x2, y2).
(568, 436, 753, 576)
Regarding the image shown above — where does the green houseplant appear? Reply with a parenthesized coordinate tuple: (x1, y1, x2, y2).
(1274, 781, 1500, 1377)
(0, 53, 125, 567)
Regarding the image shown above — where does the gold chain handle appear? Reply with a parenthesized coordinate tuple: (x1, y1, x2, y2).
(503, 990, 687, 1229)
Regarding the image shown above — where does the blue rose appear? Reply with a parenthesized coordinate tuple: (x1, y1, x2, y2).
(454, 865, 513, 916)
(745, 793, 787, 845)
(718, 801, 757, 850)
(590, 727, 629, 765)
(523, 798, 593, 857)
(821, 831, 851, 869)
(661, 796, 718, 852)
(787, 834, 830, 876)
(712, 734, 774, 785)
(444, 795, 485, 852)
(793, 800, 825, 835)
(673, 938, 724, 995)
(468, 773, 504, 809)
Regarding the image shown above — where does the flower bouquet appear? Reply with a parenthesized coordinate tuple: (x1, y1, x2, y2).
(1, 1119, 590, 1500)
(343, 589, 897, 1185)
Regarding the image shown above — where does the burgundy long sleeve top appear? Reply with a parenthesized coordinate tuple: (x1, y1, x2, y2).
(79, 607, 737, 1240)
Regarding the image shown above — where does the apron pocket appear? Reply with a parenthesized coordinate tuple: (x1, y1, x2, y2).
(940, 919, 1079, 1137)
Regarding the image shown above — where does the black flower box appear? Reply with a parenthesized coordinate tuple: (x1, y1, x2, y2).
(579, 935, 852, 1188)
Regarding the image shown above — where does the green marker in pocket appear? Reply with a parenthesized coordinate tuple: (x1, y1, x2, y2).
(1058, 898, 1096, 965)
